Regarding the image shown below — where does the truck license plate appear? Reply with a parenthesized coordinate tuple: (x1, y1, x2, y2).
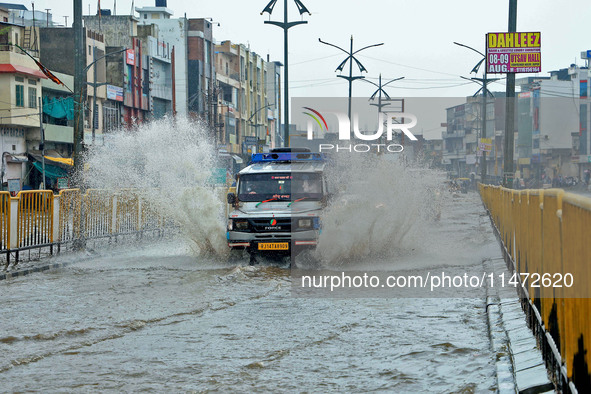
(258, 242, 289, 251)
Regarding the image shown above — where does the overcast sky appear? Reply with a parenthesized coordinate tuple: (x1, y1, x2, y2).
(17, 0, 590, 98)
(12, 0, 591, 137)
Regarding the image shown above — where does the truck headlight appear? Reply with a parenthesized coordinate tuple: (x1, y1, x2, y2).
(235, 220, 249, 231)
(298, 219, 312, 228)
(227, 219, 233, 231)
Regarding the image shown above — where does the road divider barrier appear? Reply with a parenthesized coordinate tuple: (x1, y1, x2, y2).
(479, 184, 591, 393)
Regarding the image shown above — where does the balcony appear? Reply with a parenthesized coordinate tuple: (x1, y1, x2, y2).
(443, 150, 467, 160)
(442, 130, 465, 139)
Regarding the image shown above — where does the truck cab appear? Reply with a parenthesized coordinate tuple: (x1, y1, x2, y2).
(226, 148, 326, 263)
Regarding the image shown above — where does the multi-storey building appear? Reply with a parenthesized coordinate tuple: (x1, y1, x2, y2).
(516, 72, 581, 182)
(187, 18, 215, 123)
(215, 41, 240, 152)
(83, 15, 150, 127)
(135, 0, 187, 117)
(0, 21, 43, 191)
(40, 26, 107, 144)
(216, 41, 281, 156)
(137, 24, 174, 119)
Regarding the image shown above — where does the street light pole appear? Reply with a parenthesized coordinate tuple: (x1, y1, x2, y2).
(365, 74, 404, 121)
(73, 0, 85, 185)
(455, 41, 499, 183)
(261, 0, 311, 147)
(319, 36, 383, 131)
(503, 0, 518, 187)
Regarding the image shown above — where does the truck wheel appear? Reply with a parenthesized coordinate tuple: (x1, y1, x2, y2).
(249, 252, 257, 266)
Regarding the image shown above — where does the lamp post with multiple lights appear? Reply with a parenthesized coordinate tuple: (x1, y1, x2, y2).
(261, 0, 311, 146)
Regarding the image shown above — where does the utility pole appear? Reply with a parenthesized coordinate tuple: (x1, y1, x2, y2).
(91, 46, 97, 145)
(319, 36, 383, 131)
(73, 0, 85, 185)
(503, 0, 517, 187)
(261, 0, 311, 147)
(38, 97, 46, 189)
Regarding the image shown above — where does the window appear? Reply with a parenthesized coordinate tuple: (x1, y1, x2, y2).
(126, 64, 133, 90)
(15, 84, 24, 107)
(15, 76, 24, 83)
(89, 45, 92, 55)
(28, 87, 37, 108)
(28, 79, 37, 85)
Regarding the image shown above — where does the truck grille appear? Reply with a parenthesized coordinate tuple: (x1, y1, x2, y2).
(249, 218, 292, 233)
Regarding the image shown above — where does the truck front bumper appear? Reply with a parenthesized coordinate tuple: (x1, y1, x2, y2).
(227, 230, 319, 251)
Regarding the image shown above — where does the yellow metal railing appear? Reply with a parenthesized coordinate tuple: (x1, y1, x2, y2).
(16, 190, 54, 248)
(115, 191, 139, 234)
(1, 189, 172, 264)
(58, 188, 81, 243)
(84, 189, 114, 239)
(0, 191, 11, 251)
(479, 184, 591, 390)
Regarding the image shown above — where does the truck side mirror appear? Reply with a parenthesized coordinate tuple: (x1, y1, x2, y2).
(227, 193, 236, 205)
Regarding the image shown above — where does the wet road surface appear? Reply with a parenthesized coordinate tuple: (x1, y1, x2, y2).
(1, 193, 501, 392)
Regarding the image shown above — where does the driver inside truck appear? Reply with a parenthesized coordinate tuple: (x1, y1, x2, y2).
(302, 179, 320, 193)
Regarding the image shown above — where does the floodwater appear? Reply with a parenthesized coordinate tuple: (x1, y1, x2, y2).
(0, 192, 502, 392)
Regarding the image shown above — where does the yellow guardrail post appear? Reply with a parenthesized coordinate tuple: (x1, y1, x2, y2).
(0, 191, 11, 262)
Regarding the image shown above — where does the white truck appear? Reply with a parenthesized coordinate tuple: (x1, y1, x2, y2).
(226, 148, 327, 264)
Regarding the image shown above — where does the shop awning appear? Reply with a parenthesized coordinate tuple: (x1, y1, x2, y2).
(231, 155, 243, 164)
(0, 64, 47, 79)
(31, 161, 68, 179)
(45, 156, 73, 166)
(28, 151, 73, 170)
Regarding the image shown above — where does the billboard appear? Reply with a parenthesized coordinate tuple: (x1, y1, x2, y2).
(106, 85, 124, 102)
(486, 32, 541, 73)
(126, 49, 135, 65)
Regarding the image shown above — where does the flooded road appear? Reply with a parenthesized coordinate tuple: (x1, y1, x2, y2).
(1, 193, 501, 392)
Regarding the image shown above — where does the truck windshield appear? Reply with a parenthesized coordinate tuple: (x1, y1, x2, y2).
(238, 172, 323, 202)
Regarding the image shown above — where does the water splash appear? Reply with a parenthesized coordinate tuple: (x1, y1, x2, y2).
(314, 153, 446, 266)
(82, 117, 228, 257)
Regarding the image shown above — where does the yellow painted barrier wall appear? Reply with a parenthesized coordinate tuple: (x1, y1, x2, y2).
(479, 184, 591, 390)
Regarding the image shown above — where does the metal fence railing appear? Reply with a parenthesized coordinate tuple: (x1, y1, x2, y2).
(479, 184, 591, 393)
(1, 189, 173, 266)
(0, 192, 11, 252)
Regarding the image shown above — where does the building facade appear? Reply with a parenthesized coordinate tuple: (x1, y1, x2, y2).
(0, 21, 44, 191)
(135, 1, 187, 117)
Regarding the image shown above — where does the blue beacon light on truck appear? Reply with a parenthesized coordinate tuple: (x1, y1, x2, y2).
(250, 152, 326, 163)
